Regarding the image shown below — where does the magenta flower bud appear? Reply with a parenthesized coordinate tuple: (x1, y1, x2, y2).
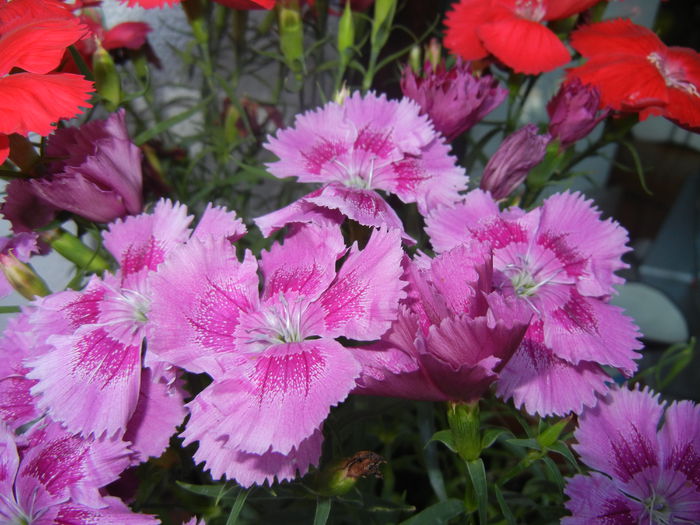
(479, 125, 550, 200)
(3, 110, 143, 232)
(401, 59, 507, 141)
(547, 78, 608, 148)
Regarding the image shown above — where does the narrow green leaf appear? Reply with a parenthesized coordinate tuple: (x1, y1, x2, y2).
(537, 418, 569, 449)
(134, 97, 212, 145)
(493, 485, 516, 525)
(466, 459, 488, 525)
(621, 139, 652, 195)
(542, 456, 565, 490)
(0, 306, 20, 314)
(225, 488, 250, 525)
(505, 438, 541, 451)
(548, 441, 580, 470)
(313, 497, 332, 525)
(657, 338, 695, 389)
(399, 499, 463, 525)
(429, 429, 456, 453)
(176, 481, 230, 499)
(481, 428, 507, 450)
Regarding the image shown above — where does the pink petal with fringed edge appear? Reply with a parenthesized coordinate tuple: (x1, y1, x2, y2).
(659, 400, 700, 495)
(191, 429, 323, 487)
(306, 184, 406, 232)
(544, 290, 641, 373)
(319, 227, 406, 340)
(124, 369, 187, 464)
(496, 322, 611, 416)
(184, 339, 360, 456)
(260, 224, 346, 302)
(192, 203, 246, 242)
(103, 199, 192, 277)
(562, 472, 643, 524)
(0, 424, 19, 502)
(573, 386, 663, 500)
(254, 189, 345, 237)
(27, 325, 142, 438)
(16, 421, 131, 510)
(148, 238, 259, 375)
(52, 496, 159, 524)
(539, 192, 630, 297)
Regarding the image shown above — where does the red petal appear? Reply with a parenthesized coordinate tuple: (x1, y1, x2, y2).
(0, 134, 8, 165)
(478, 17, 570, 74)
(571, 19, 662, 59)
(102, 22, 152, 50)
(0, 73, 93, 136)
(544, 0, 601, 20)
(660, 47, 700, 128)
(0, 0, 74, 32)
(443, 0, 495, 61)
(0, 18, 87, 76)
(121, 0, 181, 7)
(567, 56, 668, 112)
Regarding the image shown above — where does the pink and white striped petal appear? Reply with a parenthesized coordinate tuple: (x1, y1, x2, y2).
(319, 227, 406, 340)
(192, 203, 246, 243)
(254, 189, 345, 238)
(148, 237, 259, 375)
(27, 326, 142, 438)
(103, 199, 193, 277)
(183, 339, 360, 456)
(260, 224, 346, 302)
(52, 496, 159, 525)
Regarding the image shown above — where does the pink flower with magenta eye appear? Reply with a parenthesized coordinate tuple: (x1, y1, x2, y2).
(148, 223, 406, 486)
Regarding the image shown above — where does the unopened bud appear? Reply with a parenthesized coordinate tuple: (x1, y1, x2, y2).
(279, 2, 305, 79)
(333, 83, 351, 105)
(314, 451, 385, 496)
(93, 43, 121, 111)
(0, 253, 50, 300)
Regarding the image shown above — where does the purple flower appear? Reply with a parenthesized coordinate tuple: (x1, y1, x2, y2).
(400, 60, 507, 142)
(564, 385, 700, 523)
(147, 224, 406, 486)
(352, 243, 530, 403)
(426, 190, 642, 416)
(0, 420, 157, 524)
(2, 110, 143, 231)
(547, 78, 608, 148)
(479, 124, 550, 200)
(254, 91, 467, 236)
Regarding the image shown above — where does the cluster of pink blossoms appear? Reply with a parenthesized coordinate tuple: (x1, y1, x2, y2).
(0, 91, 646, 511)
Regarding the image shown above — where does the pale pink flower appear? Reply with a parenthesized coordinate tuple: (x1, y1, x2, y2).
(255, 91, 467, 236)
(564, 386, 700, 523)
(25, 200, 242, 452)
(425, 190, 642, 416)
(148, 224, 406, 486)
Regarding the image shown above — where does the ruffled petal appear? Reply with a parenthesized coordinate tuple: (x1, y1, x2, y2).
(191, 430, 322, 488)
(103, 199, 192, 276)
(0, 73, 93, 136)
(573, 386, 663, 498)
(319, 227, 406, 340)
(148, 238, 259, 375)
(443, 0, 493, 61)
(658, 400, 700, 495)
(478, 17, 571, 74)
(254, 189, 345, 237)
(260, 223, 345, 302)
(101, 22, 151, 51)
(562, 471, 643, 524)
(53, 496, 159, 524)
(27, 325, 142, 438)
(544, 291, 641, 374)
(0, 424, 19, 501)
(183, 339, 359, 455)
(570, 18, 663, 59)
(192, 203, 246, 243)
(496, 322, 611, 416)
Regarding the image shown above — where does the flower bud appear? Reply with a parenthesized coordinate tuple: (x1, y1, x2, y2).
(0, 253, 50, 300)
(447, 401, 481, 462)
(337, 0, 355, 62)
(279, 1, 305, 79)
(314, 451, 385, 496)
(93, 42, 121, 111)
(547, 78, 608, 148)
(479, 125, 550, 200)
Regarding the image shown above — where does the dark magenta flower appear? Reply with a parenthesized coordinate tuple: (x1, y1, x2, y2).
(400, 60, 507, 141)
(547, 78, 608, 148)
(479, 124, 549, 200)
(3, 110, 143, 231)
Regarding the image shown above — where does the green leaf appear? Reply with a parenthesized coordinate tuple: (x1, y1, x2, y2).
(505, 438, 541, 451)
(493, 485, 516, 525)
(481, 428, 507, 450)
(313, 497, 332, 525)
(621, 139, 652, 195)
(548, 441, 580, 470)
(466, 459, 488, 525)
(176, 481, 232, 499)
(0, 306, 20, 314)
(134, 97, 212, 145)
(657, 338, 695, 389)
(225, 488, 250, 525)
(429, 429, 456, 452)
(536, 418, 569, 449)
(399, 499, 464, 525)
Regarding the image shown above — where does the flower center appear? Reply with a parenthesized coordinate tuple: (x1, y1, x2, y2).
(648, 52, 700, 97)
(515, 0, 546, 22)
(335, 156, 376, 189)
(643, 491, 673, 525)
(244, 293, 310, 352)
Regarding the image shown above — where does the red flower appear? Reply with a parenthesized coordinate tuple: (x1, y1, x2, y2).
(0, 0, 93, 164)
(444, 0, 601, 75)
(567, 18, 700, 129)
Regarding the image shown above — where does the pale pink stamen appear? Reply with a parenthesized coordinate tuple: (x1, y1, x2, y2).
(648, 51, 700, 97)
(515, 0, 546, 22)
